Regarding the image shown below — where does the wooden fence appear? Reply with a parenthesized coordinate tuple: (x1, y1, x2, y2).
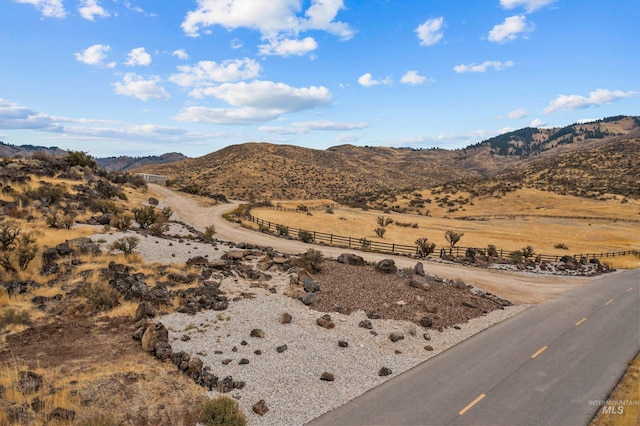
(456, 214, 640, 223)
(246, 207, 639, 261)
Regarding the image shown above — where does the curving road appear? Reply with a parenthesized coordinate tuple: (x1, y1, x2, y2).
(150, 184, 604, 305)
(310, 269, 639, 425)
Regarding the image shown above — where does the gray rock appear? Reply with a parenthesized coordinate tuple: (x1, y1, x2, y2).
(253, 400, 269, 416)
(299, 292, 317, 306)
(375, 259, 397, 274)
(379, 367, 392, 376)
(389, 332, 404, 343)
(317, 314, 335, 329)
(337, 253, 366, 266)
(358, 320, 373, 329)
(414, 262, 425, 276)
(303, 277, 320, 293)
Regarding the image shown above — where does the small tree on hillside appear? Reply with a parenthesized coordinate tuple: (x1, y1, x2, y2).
(445, 231, 464, 249)
(416, 237, 436, 257)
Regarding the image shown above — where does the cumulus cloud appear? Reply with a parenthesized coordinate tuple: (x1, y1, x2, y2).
(113, 73, 170, 100)
(78, 0, 110, 21)
(454, 60, 514, 73)
(416, 17, 445, 46)
(175, 80, 332, 125)
(488, 15, 534, 43)
(195, 80, 332, 112)
(500, 0, 557, 13)
(74, 44, 112, 67)
(543, 89, 637, 113)
(258, 36, 318, 56)
(400, 70, 433, 85)
(181, 0, 353, 56)
(530, 118, 546, 127)
(169, 58, 261, 88)
(125, 47, 152, 66)
(357, 73, 392, 87)
(260, 120, 368, 135)
(15, 0, 65, 18)
(172, 49, 189, 60)
(499, 108, 529, 119)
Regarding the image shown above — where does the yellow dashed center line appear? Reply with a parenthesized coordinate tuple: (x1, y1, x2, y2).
(459, 393, 486, 416)
(531, 346, 548, 359)
(605, 299, 614, 305)
(575, 318, 587, 326)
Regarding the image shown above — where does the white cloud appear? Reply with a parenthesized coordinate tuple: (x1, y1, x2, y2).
(335, 133, 364, 143)
(260, 120, 368, 135)
(499, 108, 529, 119)
(113, 73, 170, 101)
(125, 47, 152, 66)
(400, 70, 432, 85)
(0, 98, 60, 130)
(231, 39, 243, 49)
(15, 0, 65, 18)
(174, 106, 280, 125)
(500, 0, 557, 13)
(78, 0, 110, 21)
(530, 118, 546, 127)
(357, 73, 392, 87)
(175, 80, 332, 125)
(488, 15, 534, 43)
(416, 17, 444, 46)
(74, 44, 111, 66)
(195, 80, 332, 112)
(454, 60, 514, 73)
(543, 89, 637, 113)
(259, 36, 318, 56)
(181, 0, 353, 56)
(169, 58, 261, 88)
(172, 49, 189, 60)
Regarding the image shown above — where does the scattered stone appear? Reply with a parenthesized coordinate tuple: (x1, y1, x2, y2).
(142, 322, 169, 352)
(335, 306, 352, 315)
(358, 320, 373, 329)
(379, 367, 393, 377)
(454, 325, 461, 330)
(320, 372, 335, 381)
(250, 329, 265, 338)
(279, 312, 292, 324)
(134, 301, 156, 322)
(375, 259, 397, 274)
(419, 316, 433, 328)
(231, 346, 238, 352)
(337, 253, 365, 266)
(462, 301, 478, 309)
(338, 340, 349, 348)
(303, 277, 320, 293)
(254, 350, 262, 355)
(154, 342, 173, 361)
(219, 376, 234, 393)
(241, 340, 248, 345)
(423, 333, 431, 341)
(222, 359, 232, 365)
(389, 332, 404, 343)
(253, 400, 269, 416)
(424, 345, 434, 351)
(233, 381, 246, 390)
(239, 358, 250, 365)
(299, 292, 317, 306)
(181, 335, 191, 342)
(276, 345, 288, 353)
(316, 314, 335, 329)
(425, 303, 438, 314)
(414, 262, 425, 276)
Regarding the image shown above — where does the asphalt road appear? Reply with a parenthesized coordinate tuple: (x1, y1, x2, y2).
(309, 268, 640, 426)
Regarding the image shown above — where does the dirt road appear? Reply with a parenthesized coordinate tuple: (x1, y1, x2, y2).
(149, 184, 608, 304)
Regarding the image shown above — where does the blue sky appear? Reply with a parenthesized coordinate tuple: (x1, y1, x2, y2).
(1, 0, 638, 157)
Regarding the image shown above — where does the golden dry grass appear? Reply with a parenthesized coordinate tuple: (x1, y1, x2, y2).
(590, 353, 640, 426)
(253, 188, 640, 268)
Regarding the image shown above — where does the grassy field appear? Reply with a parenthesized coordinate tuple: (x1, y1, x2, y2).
(253, 188, 640, 268)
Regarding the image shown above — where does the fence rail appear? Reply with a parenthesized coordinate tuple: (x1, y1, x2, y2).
(246, 207, 639, 261)
(456, 214, 640, 224)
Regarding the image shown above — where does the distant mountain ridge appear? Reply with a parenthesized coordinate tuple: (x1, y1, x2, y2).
(0, 141, 188, 171)
(139, 115, 640, 202)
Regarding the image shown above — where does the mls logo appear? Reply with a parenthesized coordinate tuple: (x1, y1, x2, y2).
(601, 405, 624, 415)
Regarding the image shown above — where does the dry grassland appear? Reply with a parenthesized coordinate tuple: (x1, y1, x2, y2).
(255, 188, 640, 268)
(590, 353, 640, 426)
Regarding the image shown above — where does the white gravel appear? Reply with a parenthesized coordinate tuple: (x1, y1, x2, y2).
(160, 266, 530, 426)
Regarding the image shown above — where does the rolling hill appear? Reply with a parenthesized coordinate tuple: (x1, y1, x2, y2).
(139, 116, 640, 203)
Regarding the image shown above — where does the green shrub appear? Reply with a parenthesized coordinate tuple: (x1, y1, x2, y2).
(276, 224, 289, 236)
(521, 245, 535, 259)
(202, 225, 216, 242)
(554, 243, 569, 250)
(374, 227, 386, 238)
(110, 236, 139, 255)
(294, 249, 324, 273)
(133, 206, 157, 229)
(486, 244, 499, 257)
(111, 213, 133, 231)
(510, 250, 523, 263)
(92, 199, 121, 214)
(199, 396, 246, 426)
(415, 237, 436, 257)
(298, 230, 313, 243)
(80, 282, 120, 311)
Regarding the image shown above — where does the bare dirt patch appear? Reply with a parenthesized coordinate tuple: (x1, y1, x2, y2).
(312, 261, 505, 329)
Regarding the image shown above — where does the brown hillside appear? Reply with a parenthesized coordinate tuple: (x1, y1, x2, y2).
(140, 116, 640, 202)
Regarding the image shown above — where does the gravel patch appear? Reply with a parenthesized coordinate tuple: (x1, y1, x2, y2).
(160, 269, 530, 426)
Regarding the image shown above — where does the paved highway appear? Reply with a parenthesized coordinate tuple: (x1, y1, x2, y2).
(310, 269, 639, 425)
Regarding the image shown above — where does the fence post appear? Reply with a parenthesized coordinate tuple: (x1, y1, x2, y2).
(348, 237, 351, 248)
(330, 234, 333, 244)
(392, 243, 395, 253)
